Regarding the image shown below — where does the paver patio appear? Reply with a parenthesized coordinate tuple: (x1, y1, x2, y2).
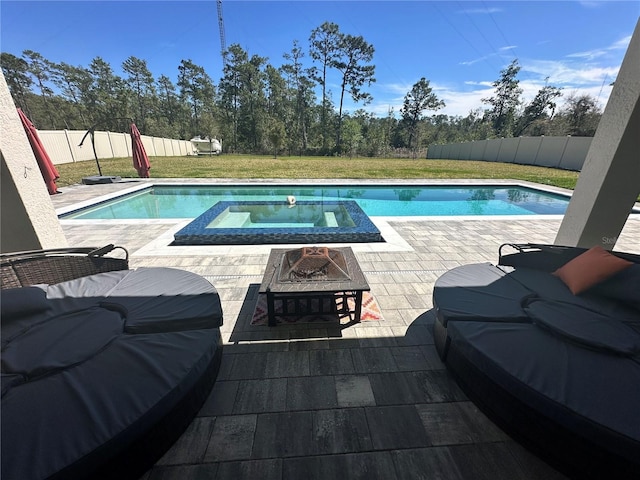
(51, 179, 640, 480)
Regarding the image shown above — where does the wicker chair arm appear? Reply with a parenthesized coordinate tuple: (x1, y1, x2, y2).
(1, 244, 129, 289)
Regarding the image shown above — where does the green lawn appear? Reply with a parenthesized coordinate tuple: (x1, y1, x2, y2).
(55, 154, 580, 190)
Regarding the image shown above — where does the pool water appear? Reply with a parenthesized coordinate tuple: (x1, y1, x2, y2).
(207, 203, 356, 228)
(61, 185, 570, 219)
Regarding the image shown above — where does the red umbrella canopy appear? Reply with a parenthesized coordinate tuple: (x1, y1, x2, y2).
(17, 108, 60, 195)
(130, 123, 151, 178)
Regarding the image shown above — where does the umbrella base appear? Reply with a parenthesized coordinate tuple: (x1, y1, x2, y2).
(82, 175, 122, 185)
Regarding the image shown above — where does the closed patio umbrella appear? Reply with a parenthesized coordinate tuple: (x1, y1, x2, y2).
(17, 108, 59, 194)
(130, 123, 151, 178)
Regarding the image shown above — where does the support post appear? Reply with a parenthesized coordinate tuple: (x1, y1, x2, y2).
(555, 20, 640, 249)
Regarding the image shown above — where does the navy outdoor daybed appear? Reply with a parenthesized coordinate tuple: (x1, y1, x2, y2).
(433, 243, 640, 480)
(1, 246, 224, 480)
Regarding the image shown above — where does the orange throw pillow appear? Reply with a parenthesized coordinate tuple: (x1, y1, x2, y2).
(553, 246, 633, 294)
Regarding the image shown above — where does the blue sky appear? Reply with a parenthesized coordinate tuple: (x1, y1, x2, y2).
(2, 1, 638, 117)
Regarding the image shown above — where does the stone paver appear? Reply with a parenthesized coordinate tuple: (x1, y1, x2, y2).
(46, 179, 640, 480)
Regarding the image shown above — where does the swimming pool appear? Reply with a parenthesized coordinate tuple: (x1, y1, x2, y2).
(60, 184, 571, 219)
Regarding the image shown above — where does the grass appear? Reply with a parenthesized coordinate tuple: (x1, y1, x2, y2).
(55, 154, 580, 190)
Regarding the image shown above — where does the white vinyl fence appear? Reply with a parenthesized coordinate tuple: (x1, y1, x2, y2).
(38, 130, 196, 165)
(426, 136, 592, 171)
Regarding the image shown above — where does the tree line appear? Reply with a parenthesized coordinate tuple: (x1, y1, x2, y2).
(1, 22, 603, 157)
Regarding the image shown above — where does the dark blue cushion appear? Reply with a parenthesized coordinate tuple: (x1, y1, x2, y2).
(524, 298, 640, 356)
(587, 264, 640, 308)
(1, 287, 50, 320)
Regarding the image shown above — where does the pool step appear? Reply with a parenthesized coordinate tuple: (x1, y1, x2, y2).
(324, 212, 339, 227)
(208, 211, 252, 228)
(251, 223, 315, 228)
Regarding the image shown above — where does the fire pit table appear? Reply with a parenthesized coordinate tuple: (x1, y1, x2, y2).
(259, 246, 370, 326)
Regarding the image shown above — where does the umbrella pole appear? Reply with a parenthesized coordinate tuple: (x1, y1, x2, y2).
(78, 119, 131, 184)
(78, 126, 103, 176)
(90, 131, 103, 176)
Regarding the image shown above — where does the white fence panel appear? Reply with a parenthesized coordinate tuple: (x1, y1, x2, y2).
(141, 135, 156, 156)
(483, 139, 502, 162)
(39, 131, 75, 164)
(162, 138, 173, 156)
(559, 137, 592, 170)
(37, 129, 194, 165)
(172, 139, 182, 156)
(109, 132, 130, 157)
(458, 142, 472, 160)
(498, 138, 520, 163)
(427, 136, 590, 171)
(67, 131, 97, 162)
(470, 140, 487, 160)
(92, 131, 114, 160)
(427, 144, 442, 159)
(516, 137, 542, 165)
(152, 137, 166, 156)
(534, 137, 568, 168)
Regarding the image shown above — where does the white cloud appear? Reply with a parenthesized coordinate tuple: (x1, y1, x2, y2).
(383, 82, 416, 96)
(460, 52, 499, 66)
(464, 80, 493, 87)
(523, 59, 619, 85)
(566, 34, 631, 60)
(566, 49, 607, 60)
(460, 48, 518, 67)
(578, 1, 608, 8)
(355, 75, 614, 119)
(367, 66, 616, 119)
(366, 80, 495, 118)
(346, 27, 630, 120)
(611, 35, 633, 50)
(457, 7, 503, 15)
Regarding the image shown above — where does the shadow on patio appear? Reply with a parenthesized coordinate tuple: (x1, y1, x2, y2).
(145, 297, 567, 480)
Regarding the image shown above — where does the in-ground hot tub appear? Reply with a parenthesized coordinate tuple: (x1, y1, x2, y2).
(173, 200, 383, 245)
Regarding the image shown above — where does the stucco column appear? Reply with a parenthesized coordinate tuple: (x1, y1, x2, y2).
(0, 72, 68, 253)
(555, 19, 640, 249)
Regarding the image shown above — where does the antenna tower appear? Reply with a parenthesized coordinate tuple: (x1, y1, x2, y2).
(217, 0, 227, 68)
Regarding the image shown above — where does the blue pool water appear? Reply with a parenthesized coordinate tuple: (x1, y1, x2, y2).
(61, 185, 571, 219)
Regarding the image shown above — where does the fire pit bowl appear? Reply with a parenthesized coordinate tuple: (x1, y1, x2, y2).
(278, 247, 350, 282)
